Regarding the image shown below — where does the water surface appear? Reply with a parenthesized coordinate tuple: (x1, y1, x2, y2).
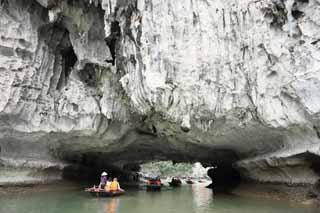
(0, 184, 318, 213)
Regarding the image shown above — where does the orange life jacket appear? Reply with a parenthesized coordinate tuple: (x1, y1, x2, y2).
(105, 181, 111, 191)
(110, 181, 118, 191)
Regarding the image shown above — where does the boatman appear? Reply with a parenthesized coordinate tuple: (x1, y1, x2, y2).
(99, 171, 108, 189)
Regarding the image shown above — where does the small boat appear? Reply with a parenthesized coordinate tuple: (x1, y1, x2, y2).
(85, 187, 125, 197)
(186, 179, 194, 184)
(145, 176, 162, 191)
(146, 184, 161, 191)
(169, 178, 182, 187)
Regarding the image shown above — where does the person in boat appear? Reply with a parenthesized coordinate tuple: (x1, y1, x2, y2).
(105, 177, 112, 192)
(99, 171, 108, 189)
(148, 176, 161, 185)
(171, 177, 181, 184)
(110, 177, 123, 191)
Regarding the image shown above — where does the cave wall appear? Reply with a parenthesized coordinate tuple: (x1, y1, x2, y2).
(0, 0, 320, 185)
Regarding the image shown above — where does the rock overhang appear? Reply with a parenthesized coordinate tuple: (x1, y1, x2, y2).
(0, 0, 320, 185)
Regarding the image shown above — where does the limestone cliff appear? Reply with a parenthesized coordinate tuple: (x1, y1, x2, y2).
(0, 0, 320, 185)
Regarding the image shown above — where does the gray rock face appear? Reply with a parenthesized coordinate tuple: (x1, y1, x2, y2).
(0, 0, 320, 185)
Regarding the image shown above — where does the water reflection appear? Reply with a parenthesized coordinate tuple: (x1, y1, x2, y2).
(0, 185, 318, 213)
(191, 183, 213, 211)
(104, 198, 119, 213)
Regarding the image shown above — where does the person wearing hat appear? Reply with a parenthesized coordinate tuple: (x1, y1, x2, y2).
(99, 171, 108, 189)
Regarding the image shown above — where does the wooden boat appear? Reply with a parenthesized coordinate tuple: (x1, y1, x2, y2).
(186, 179, 194, 184)
(145, 177, 162, 191)
(146, 184, 161, 191)
(85, 187, 125, 197)
(169, 178, 182, 187)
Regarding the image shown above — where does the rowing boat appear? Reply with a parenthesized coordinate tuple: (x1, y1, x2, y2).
(85, 187, 125, 197)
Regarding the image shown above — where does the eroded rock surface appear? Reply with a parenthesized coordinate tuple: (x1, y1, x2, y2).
(0, 0, 320, 185)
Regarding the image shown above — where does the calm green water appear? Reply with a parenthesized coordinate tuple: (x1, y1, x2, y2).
(0, 184, 318, 213)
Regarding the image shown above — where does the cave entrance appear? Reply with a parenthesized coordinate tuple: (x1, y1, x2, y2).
(57, 143, 241, 192)
(61, 158, 241, 193)
(61, 157, 212, 185)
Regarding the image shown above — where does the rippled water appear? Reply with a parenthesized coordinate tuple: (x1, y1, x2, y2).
(0, 184, 318, 213)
